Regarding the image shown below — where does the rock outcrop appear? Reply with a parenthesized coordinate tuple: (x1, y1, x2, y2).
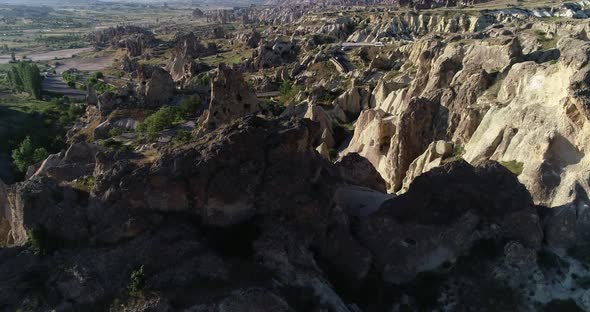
(168, 32, 217, 84)
(253, 39, 298, 69)
(360, 160, 543, 283)
(200, 65, 260, 131)
(136, 65, 175, 108)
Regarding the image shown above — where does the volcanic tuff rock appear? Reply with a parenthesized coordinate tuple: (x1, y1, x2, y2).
(253, 39, 298, 69)
(168, 32, 218, 84)
(136, 65, 175, 108)
(0, 116, 381, 311)
(200, 64, 260, 131)
(88, 26, 156, 50)
(359, 160, 543, 283)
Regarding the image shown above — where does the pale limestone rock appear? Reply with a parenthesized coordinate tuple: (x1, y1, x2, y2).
(201, 64, 259, 131)
(401, 141, 454, 192)
(304, 104, 334, 148)
(316, 142, 330, 159)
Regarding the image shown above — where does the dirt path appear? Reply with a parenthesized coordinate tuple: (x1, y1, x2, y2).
(0, 48, 94, 64)
(54, 55, 115, 74)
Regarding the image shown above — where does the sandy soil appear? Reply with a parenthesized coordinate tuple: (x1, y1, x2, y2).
(0, 48, 95, 64)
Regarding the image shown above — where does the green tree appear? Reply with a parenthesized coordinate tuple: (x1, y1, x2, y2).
(137, 107, 184, 141)
(8, 62, 43, 99)
(12, 136, 49, 173)
(180, 95, 202, 117)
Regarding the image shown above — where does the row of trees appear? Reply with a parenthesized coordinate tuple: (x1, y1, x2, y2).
(7, 61, 43, 99)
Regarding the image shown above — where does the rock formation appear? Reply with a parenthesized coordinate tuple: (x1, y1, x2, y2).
(88, 26, 157, 57)
(136, 65, 175, 108)
(200, 65, 260, 131)
(168, 32, 217, 84)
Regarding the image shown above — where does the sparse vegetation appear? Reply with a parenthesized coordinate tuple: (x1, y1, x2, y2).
(180, 95, 202, 117)
(500, 160, 524, 176)
(535, 30, 559, 51)
(128, 265, 146, 297)
(278, 80, 303, 105)
(173, 129, 192, 145)
(108, 127, 124, 137)
(137, 107, 185, 141)
(259, 99, 285, 116)
(71, 176, 96, 193)
(11, 136, 48, 173)
(26, 227, 58, 256)
(442, 144, 465, 164)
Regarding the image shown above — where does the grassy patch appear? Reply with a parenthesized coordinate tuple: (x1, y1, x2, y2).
(499, 160, 524, 176)
(534, 30, 559, 51)
(441, 144, 465, 164)
(71, 176, 96, 193)
(128, 265, 146, 297)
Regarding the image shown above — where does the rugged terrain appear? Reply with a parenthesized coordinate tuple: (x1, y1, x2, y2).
(2, 1, 590, 311)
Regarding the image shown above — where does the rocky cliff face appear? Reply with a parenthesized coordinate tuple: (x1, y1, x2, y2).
(136, 65, 175, 108)
(88, 26, 157, 57)
(168, 32, 217, 85)
(338, 22, 590, 209)
(200, 65, 260, 132)
(3, 113, 578, 311)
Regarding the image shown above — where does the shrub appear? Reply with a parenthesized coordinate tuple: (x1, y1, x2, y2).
(196, 73, 210, 86)
(128, 265, 145, 297)
(137, 107, 184, 141)
(26, 227, 55, 256)
(173, 129, 192, 145)
(108, 127, 123, 137)
(12, 136, 49, 173)
(259, 100, 285, 116)
(71, 176, 96, 193)
(279, 80, 302, 105)
(500, 160, 524, 176)
(180, 95, 202, 117)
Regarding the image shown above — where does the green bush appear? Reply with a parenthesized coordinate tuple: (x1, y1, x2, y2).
(71, 176, 96, 193)
(26, 227, 52, 256)
(180, 95, 202, 117)
(128, 265, 145, 297)
(173, 129, 192, 145)
(12, 136, 49, 173)
(279, 80, 302, 105)
(196, 73, 210, 86)
(62, 70, 78, 85)
(109, 127, 123, 137)
(500, 160, 524, 176)
(137, 107, 184, 141)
